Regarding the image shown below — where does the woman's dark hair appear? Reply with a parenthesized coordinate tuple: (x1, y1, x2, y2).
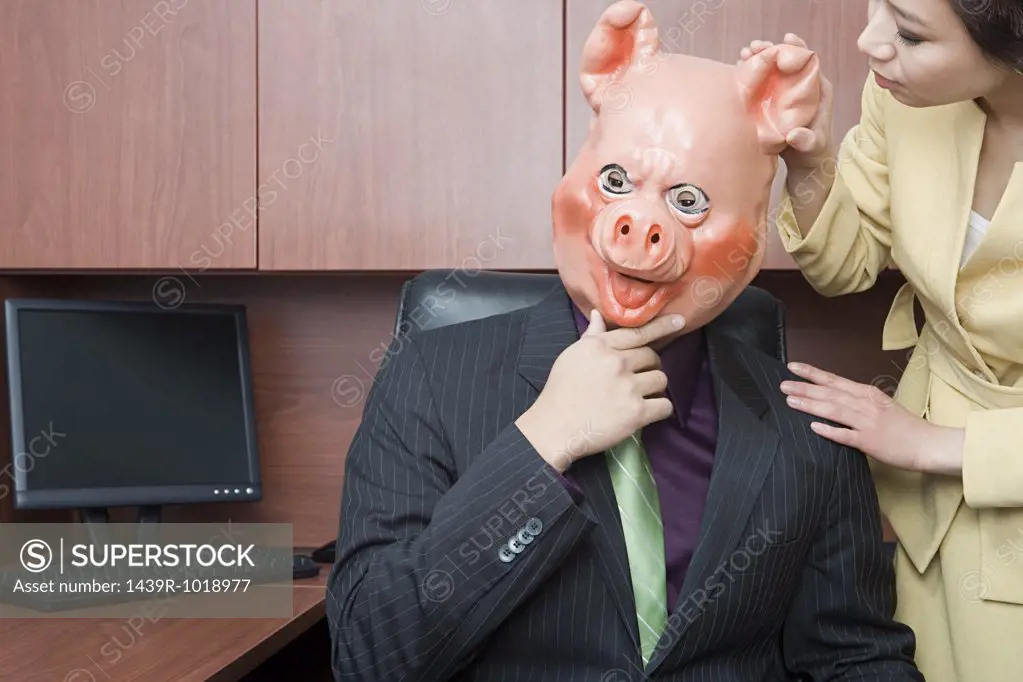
(950, 0, 1023, 73)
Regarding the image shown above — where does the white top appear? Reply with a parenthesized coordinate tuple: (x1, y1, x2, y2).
(960, 210, 991, 268)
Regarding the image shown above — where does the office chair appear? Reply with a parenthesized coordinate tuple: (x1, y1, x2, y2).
(311, 270, 788, 565)
(393, 270, 788, 362)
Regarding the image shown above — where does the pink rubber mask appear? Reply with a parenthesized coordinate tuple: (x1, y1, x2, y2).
(553, 0, 822, 330)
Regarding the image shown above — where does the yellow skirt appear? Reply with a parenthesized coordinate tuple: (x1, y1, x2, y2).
(892, 508, 1023, 682)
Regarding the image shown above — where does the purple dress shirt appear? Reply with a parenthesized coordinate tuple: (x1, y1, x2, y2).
(551, 305, 719, 609)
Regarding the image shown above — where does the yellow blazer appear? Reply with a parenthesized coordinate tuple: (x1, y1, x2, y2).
(776, 73, 1023, 682)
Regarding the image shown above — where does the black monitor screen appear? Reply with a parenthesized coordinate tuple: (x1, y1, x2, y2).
(7, 302, 259, 507)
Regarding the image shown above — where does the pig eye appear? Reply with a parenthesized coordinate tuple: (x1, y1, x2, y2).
(667, 184, 710, 215)
(598, 164, 634, 195)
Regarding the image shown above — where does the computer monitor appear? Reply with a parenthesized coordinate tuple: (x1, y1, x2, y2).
(4, 298, 261, 514)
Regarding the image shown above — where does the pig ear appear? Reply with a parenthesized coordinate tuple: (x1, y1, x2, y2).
(736, 44, 823, 154)
(579, 0, 661, 113)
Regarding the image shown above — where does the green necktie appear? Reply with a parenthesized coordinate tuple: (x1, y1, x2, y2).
(606, 429, 668, 665)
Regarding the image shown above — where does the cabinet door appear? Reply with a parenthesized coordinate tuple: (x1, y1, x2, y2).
(567, 0, 870, 269)
(0, 0, 256, 270)
(258, 0, 563, 270)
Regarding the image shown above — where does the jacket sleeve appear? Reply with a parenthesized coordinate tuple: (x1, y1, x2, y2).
(963, 406, 1023, 508)
(775, 74, 894, 296)
(326, 334, 596, 682)
(782, 439, 923, 680)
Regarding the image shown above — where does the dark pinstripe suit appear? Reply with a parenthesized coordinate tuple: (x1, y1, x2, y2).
(327, 282, 923, 681)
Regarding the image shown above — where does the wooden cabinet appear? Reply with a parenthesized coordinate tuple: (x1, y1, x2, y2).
(0, 1, 871, 272)
(256, 0, 564, 270)
(0, 0, 257, 270)
(566, 0, 871, 269)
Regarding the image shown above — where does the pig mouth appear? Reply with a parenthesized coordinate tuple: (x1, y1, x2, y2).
(617, 272, 656, 285)
(603, 267, 674, 320)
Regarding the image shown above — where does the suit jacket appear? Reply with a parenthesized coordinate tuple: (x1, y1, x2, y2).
(326, 281, 921, 681)
(776, 72, 1023, 681)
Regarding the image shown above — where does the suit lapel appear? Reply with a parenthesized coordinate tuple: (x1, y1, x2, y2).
(917, 100, 990, 371)
(941, 101, 986, 306)
(568, 447, 643, 652)
(887, 99, 987, 374)
(515, 282, 579, 394)
(515, 283, 642, 652)
(960, 161, 1023, 278)
(927, 100, 1023, 381)
(648, 325, 780, 673)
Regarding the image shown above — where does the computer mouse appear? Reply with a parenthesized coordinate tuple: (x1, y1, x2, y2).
(292, 554, 321, 579)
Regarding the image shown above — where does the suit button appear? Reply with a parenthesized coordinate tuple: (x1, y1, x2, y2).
(525, 517, 543, 536)
(498, 546, 515, 563)
(516, 529, 534, 545)
(509, 537, 525, 554)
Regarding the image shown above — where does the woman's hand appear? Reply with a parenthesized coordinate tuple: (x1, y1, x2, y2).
(738, 33, 835, 172)
(780, 362, 966, 476)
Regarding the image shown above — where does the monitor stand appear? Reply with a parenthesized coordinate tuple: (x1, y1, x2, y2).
(137, 505, 162, 525)
(80, 505, 164, 546)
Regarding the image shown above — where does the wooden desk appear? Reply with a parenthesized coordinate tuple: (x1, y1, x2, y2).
(0, 572, 329, 682)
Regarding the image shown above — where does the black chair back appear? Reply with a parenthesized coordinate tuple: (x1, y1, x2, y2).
(394, 270, 787, 362)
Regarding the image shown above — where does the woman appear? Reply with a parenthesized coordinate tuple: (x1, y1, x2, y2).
(739, 1, 1022, 680)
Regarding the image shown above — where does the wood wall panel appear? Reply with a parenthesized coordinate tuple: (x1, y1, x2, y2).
(256, 0, 564, 270)
(756, 270, 909, 385)
(1, 272, 902, 542)
(566, 0, 872, 270)
(0, 0, 257, 270)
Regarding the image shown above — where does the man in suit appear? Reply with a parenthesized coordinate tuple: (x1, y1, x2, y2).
(327, 2, 922, 680)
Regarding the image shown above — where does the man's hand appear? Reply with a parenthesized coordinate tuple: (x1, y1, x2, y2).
(515, 309, 683, 472)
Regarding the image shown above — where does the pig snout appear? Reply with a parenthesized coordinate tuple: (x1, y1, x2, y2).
(592, 202, 686, 280)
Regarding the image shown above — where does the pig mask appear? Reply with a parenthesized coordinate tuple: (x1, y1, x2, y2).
(552, 0, 822, 331)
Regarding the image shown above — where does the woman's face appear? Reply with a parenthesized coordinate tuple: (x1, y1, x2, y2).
(858, 0, 1011, 107)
